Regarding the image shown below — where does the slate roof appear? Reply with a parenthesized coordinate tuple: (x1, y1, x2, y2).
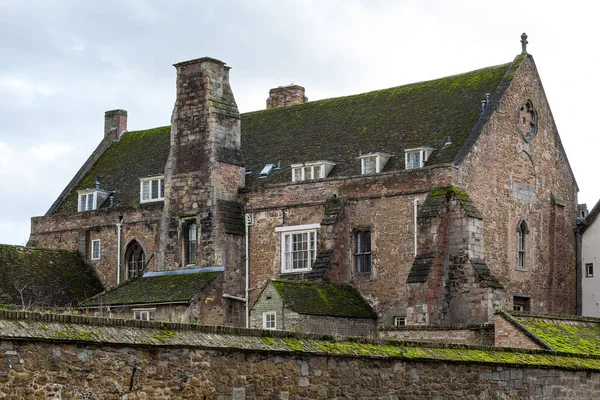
(50, 58, 520, 214)
(500, 311, 600, 356)
(0, 245, 104, 308)
(271, 279, 376, 319)
(84, 270, 219, 306)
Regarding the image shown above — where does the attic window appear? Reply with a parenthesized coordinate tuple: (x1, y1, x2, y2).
(404, 147, 435, 169)
(291, 161, 335, 182)
(359, 153, 392, 175)
(140, 176, 164, 203)
(77, 189, 110, 212)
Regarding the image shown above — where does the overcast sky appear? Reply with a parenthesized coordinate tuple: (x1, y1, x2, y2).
(1, 0, 599, 245)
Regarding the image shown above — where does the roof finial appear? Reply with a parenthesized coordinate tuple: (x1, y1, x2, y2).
(521, 32, 528, 54)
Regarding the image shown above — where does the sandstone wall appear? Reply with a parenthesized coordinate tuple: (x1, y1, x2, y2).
(459, 55, 578, 315)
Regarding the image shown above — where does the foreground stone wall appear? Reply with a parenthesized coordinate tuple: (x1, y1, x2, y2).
(1, 311, 600, 399)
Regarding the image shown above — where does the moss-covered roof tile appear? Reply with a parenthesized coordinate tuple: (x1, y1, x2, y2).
(512, 313, 600, 356)
(85, 271, 219, 306)
(272, 279, 376, 318)
(0, 245, 104, 308)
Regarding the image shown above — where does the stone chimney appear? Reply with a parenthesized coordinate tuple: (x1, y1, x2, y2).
(104, 109, 128, 139)
(266, 85, 307, 109)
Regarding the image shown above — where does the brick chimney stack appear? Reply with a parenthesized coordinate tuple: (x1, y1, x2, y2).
(104, 109, 128, 139)
(266, 85, 307, 109)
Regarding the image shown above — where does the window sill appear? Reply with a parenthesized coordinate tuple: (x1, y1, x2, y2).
(140, 199, 164, 204)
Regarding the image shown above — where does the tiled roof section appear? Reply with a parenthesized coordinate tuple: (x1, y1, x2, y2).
(85, 271, 219, 306)
(272, 279, 376, 318)
(419, 185, 483, 219)
(218, 200, 244, 236)
(0, 245, 104, 308)
(52, 126, 171, 215)
(509, 312, 600, 356)
(321, 197, 345, 225)
(241, 62, 512, 185)
(472, 259, 503, 289)
(407, 253, 435, 283)
(306, 249, 333, 279)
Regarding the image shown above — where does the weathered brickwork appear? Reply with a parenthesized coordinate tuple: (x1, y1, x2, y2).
(379, 325, 494, 346)
(493, 313, 543, 349)
(459, 56, 578, 315)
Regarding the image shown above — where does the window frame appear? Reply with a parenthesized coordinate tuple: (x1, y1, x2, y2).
(586, 263, 594, 278)
(78, 191, 97, 212)
(393, 316, 406, 327)
(125, 241, 146, 280)
(263, 311, 276, 330)
(290, 161, 335, 182)
(139, 176, 165, 203)
(516, 220, 528, 269)
(91, 239, 101, 260)
(404, 147, 434, 170)
(132, 308, 156, 321)
(355, 229, 372, 274)
(186, 221, 198, 266)
(359, 153, 392, 175)
(513, 295, 530, 312)
(276, 224, 320, 273)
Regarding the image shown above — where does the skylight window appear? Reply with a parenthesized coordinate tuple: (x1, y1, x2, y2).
(259, 164, 274, 178)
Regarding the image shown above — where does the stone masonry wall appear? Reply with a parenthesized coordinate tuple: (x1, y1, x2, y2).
(1, 311, 600, 399)
(379, 326, 494, 346)
(494, 313, 543, 349)
(459, 55, 578, 315)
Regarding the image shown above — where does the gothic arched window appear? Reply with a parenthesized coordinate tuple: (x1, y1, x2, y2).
(125, 241, 145, 279)
(517, 220, 528, 269)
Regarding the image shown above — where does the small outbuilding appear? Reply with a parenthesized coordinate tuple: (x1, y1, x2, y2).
(250, 279, 377, 337)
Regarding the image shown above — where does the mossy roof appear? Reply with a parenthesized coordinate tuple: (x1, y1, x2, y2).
(85, 271, 219, 306)
(0, 245, 104, 308)
(271, 280, 376, 319)
(512, 313, 600, 356)
(53, 126, 171, 215)
(52, 59, 516, 214)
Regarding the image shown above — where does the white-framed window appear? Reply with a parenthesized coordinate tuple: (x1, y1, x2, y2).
(359, 153, 392, 175)
(133, 308, 156, 321)
(276, 224, 319, 272)
(78, 191, 97, 212)
(404, 147, 435, 169)
(291, 161, 335, 182)
(394, 316, 406, 327)
(140, 176, 165, 203)
(586, 263, 594, 278)
(91, 239, 101, 260)
(263, 311, 276, 330)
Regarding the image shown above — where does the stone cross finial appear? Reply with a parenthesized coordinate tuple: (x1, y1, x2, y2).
(521, 32, 528, 54)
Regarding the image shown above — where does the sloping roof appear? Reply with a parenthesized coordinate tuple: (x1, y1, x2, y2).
(503, 311, 600, 356)
(50, 59, 518, 214)
(242, 62, 513, 185)
(271, 279, 376, 318)
(581, 198, 600, 234)
(0, 245, 104, 308)
(53, 126, 171, 215)
(85, 270, 219, 306)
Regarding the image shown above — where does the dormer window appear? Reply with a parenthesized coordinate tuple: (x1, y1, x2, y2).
(140, 176, 164, 203)
(291, 161, 335, 182)
(77, 189, 110, 212)
(359, 153, 392, 175)
(404, 147, 435, 169)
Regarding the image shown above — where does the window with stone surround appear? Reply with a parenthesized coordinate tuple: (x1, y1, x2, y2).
(586, 263, 594, 278)
(140, 176, 164, 203)
(355, 230, 372, 273)
(513, 295, 530, 312)
(517, 220, 528, 269)
(276, 224, 319, 273)
(186, 221, 198, 265)
(263, 311, 276, 330)
(133, 308, 155, 321)
(91, 239, 101, 260)
(125, 241, 145, 279)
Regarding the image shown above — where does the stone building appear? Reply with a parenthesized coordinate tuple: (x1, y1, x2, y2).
(27, 35, 579, 330)
(249, 280, 377, 337)
(580, 200, 599, 317)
